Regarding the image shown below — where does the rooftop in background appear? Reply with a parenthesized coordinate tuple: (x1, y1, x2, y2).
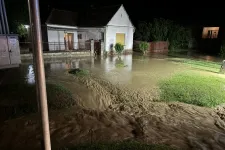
(46, 5, 128, 27)
(46, 9, 78, 26)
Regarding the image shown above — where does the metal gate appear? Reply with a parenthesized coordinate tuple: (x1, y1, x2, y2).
(0, 35, 21, 69)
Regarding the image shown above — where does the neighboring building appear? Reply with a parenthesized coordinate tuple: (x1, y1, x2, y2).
(202, 27, 220, 39)
(45, 4, 135, 52)
(200, 25, 224, 54)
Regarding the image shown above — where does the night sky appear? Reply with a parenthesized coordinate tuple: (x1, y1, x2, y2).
(5, 0, 225, 29)
(38, 0, 225, 26)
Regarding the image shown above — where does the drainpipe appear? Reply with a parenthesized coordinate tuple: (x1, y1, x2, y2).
(0, 0, 6, 34)
(0, 16, 3, 34)
(1, 0, 9, 34)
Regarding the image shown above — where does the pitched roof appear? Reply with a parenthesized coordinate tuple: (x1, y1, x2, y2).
(46, 9, 78, 26)
(78, 5, 121, 27)
(46, 5, 123, 27)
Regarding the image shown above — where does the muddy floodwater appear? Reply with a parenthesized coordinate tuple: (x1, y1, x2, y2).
(1, 54, 225, 150)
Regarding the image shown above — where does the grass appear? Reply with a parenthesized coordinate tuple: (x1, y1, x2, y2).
(169, 58, 222, 73)
(0, 83, 75, 120)
(159, 72, 225, 107)
(64, 140, 175, 150)
(69, 69, 89, 76)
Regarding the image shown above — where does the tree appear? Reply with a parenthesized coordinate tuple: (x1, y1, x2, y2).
(5, 0, 29, 33)
(134, 22, 151, 41)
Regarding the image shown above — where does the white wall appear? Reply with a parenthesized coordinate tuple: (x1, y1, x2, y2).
(47, 29, 78, 50)
(78, 28, 104, 40)
(107, 5, 133, 27)
(47, 30, 59, 51)
(105, 5, 134, 51)
(105, 26, 134, 51)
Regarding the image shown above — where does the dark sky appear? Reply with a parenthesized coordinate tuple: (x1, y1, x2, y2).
(5, 0, 225, 27)
(39, 0, 225, 26)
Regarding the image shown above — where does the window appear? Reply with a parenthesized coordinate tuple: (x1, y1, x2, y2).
(101, 32, 104, 41)
(202, 27, 219, 39)
(78, 34, 82, 39)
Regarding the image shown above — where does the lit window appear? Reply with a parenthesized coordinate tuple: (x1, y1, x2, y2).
(202, 27, 219, 39)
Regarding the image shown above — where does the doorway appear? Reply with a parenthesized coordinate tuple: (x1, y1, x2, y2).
(67, 33, 74, 50)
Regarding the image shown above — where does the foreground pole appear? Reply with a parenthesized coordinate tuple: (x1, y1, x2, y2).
(28, 0, 51, 150)
(28, 0, 40, 112)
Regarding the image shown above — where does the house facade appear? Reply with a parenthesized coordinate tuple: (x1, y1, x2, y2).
(46, 5, 135, 53)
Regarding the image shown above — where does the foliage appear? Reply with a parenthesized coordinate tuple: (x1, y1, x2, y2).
(64, 140, 175, 150)
(69, 69, 89, 76)
(168, 25, 192, 50)
(0, 83, 75, 120)
(16, 24, 29, 39)
(159, 72, 225, 107)
(115, 57, 127, 68)
(114, 43, 124, 54)
(220, 41, 225, 58)
(135, 22, 151, 41)
(5, 0, 29, 33)
(139, 41, 149, 55)
(135, 18, 192, 50)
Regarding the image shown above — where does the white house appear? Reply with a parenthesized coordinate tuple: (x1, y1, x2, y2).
(46, 5, 135, 53)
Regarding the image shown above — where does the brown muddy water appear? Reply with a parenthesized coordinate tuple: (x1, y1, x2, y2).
(1, 54, 225, 150)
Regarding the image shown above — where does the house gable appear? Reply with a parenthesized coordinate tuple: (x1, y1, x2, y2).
(107, 5, 133, 27)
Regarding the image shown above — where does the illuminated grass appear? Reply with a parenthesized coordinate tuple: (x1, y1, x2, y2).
(169, 58, 221, 73)
(159, 72, 225, 107)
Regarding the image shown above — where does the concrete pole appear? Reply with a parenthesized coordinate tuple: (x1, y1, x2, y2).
(28, 0, 51, 150)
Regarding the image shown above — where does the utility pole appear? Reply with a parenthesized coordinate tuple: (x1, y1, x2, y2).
(27, 0, 40, 112)
(27, 0, 51, 150)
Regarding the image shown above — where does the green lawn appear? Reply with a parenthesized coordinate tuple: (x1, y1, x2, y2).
(64, 141, 175, 150)
(159, 72, 225, 107)
(168, 58, 222, 73)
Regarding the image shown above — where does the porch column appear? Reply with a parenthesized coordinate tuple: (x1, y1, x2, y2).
(91, 40, 94, 55)
(101, 41, 104, 56)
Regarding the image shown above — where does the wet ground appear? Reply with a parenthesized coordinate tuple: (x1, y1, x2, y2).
(1, 54, 225, 149)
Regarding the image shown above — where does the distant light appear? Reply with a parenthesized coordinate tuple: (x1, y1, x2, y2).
(24, 25, 30, 29)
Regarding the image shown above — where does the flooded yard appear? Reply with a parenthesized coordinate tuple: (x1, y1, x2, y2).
(1, 54, 225, 150)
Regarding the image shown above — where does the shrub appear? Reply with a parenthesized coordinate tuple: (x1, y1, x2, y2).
(69, 69, 89, 76)
(139, 41, 149, 55)
(114, 43, 124, 54)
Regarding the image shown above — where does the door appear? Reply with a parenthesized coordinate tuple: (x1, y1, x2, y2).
(0, 36, 10, 66)
(8, 36, 21, 64)
(67, 33, 74, 50)
(116, 33, 125, 45)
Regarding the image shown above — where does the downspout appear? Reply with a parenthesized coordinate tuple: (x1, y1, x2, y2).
(1, 0, 9, 34)
(0, 0, 6, 34)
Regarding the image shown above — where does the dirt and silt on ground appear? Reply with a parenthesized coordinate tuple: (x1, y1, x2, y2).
(1, 55, 225, 149)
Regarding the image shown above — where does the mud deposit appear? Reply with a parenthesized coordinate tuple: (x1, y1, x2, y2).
(1, 75, 225, 150)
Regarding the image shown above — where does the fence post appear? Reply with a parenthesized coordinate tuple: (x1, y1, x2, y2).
(91, 40, 94, 55)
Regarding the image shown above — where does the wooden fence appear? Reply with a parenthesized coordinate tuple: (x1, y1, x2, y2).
(134, 40, 169, 54)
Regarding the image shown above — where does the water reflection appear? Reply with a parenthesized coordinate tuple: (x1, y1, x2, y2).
(3, 55, 134, 85)
(26, 65, 35, 84)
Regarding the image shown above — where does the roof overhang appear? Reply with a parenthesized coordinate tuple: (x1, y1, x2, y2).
(46, 24, 78, 29)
